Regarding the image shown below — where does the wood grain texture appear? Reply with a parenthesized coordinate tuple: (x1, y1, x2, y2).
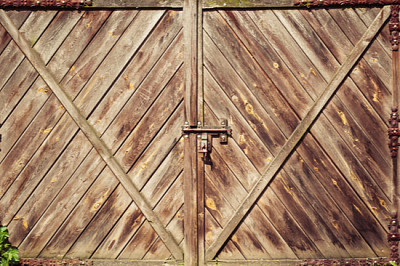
(0, 9, 183, 259)
(205, 7, 390, 261)
(273, 8, 391, 227)
(0, 11, 107, 226)
(245, 7, 390, 226)
(0, 3, 393, 264)
(203, 68, 369, 258)
(0, 10, 131, 211)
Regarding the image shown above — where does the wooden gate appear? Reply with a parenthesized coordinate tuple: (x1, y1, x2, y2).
(0, 0, 397, 265)
(201, 6, 391, 263)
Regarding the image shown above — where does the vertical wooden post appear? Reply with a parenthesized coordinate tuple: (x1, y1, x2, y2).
(184, 0, 198, 126)
(183, 0, 204, 265)
(197, 2, 205, 266)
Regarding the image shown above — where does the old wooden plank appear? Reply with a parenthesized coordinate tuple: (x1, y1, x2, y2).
(203, 32, 285, 167)
(301, 8, 390, 167)
(270, 171, 351, 257)
(204, 11, 300, 136)
(204, 68, 365, 257)
(274, 8, 391, 224)
(329, 8, 391, 90)
(66, 160, 183, 259)
(205, 7, 390, 260)
(355, 7, 391, 57)
(0, 11, 56, 109)
(1, 0, 395, 9)
(88, 0, 294, 8)
(140, 141, 184, 209)
(183, 0, 202, 264)
(143, 238, 171, 260)
(223, 7, 389, 185)
(45, 102, 183, 257)
(91, 202, 145, 259)
(13, 16, 183, 256)
(246, 8, 390, 232)
(204, 208, 246, 260)
(25, 103, 183, 257)
(0, 10, 130, 226)
(204, 105, 296, 259)
(143, 204, 185, 260)
(118, 221, 159, 260)
(16, 149, 108, 255)
(0, 11, 30, 62)
(144, 202, 185, 260)
(218, 10, 314, 121)
(35, 166, 119, 258)
(65, 182, 132, 258)
(184, 0, 199, 126)
(104, 38, 184, 173)
(293, 133, 380, 257)
(7, 131, 93, 246)
(0, 9, 183, 260)
(1, 11, 73, 122)
(83, 141, 183, 259)
(248, 8, 390, 198)
(0, 10, 122, 208)
(119, 173, 184, 259)
(205, 106, 325, 259)
(204, 22, 378, 263)
(184, 132, 199, 265)
(127, 103, 184, 188)
(87, 10, 182, 135)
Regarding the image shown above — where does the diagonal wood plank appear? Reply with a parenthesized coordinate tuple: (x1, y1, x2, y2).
(0, 10, 183, 260)
(205, 6, 390, 261)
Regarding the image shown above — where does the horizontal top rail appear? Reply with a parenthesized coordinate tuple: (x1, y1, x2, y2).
(0, 0, 399, 9)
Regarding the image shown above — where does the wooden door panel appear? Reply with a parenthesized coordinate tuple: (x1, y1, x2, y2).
(0, 9, 184, 260)
(203, 7, 390, 260)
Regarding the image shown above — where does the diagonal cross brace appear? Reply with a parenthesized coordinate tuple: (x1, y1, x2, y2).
(0, 10, 183, 260)
(205, 6, 390, 261)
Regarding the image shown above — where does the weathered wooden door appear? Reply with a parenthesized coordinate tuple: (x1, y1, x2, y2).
(0, 7, 185, 262)
(0, 1, 397, 265)
(199, 5, 393, 264)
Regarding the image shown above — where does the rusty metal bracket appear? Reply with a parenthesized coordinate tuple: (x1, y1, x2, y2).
(297, 258, 391, 265)
(0, 0, 92, 8)
(182, 119, 232, 161)
(294, 0, 400, 7)
(389, 213, 400, 263)
(20, 258, 92, 265)
(389, 107, 400, 157)
(391, 5, 400, 50)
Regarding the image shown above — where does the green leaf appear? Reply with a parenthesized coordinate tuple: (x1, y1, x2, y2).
(0, 226, 18, 265)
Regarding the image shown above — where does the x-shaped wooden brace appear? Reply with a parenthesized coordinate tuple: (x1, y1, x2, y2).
(0, 10, 184, 260)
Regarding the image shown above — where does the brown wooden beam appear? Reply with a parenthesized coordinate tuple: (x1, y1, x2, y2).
(1, 0, 398, 9)
(205, 6, 390, 261)
(183, 0, 202, 265)
(0, 9, 184, 261)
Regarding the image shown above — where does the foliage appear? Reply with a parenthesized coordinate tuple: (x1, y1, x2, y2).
(0, 226, 19, 266)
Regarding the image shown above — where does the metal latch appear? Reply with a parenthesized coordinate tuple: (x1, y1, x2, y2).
(182, 119, 232, 161)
